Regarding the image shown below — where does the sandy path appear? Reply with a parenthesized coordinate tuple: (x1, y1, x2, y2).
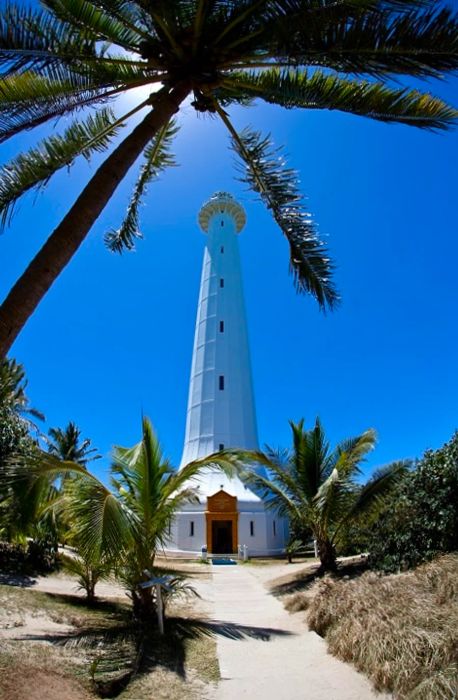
(31, 573, 126, 600)
(195, 564, 389, 700)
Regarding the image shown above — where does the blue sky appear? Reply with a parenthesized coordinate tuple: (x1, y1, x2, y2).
(1, 26, 457, 481)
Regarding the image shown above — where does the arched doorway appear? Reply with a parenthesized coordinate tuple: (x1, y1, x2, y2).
(206, 491, 238, 554)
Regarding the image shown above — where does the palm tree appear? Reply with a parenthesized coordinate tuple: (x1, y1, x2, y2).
(0, 358, 44, 428)
(1, 416, 235, 618)
(0, 1, 457, 356)
(47, 421, 100, 467)
(241, 417, 406, 572)
(45, 421, 100, 549)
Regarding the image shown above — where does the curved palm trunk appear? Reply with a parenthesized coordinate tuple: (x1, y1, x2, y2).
(0, 82, 191, 358)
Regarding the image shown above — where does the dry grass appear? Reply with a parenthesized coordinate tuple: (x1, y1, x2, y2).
(0, 580, 220, 700)
(306, 554, 458, 699)
(118, 634, 218, 700)
(284, 591, 311, 613)
(0, 643, 93, 700)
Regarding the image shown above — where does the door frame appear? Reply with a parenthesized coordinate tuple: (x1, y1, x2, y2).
(206, 491, 238, 554)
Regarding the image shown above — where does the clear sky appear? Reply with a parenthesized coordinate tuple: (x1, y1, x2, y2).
(1, 24, 457, 482)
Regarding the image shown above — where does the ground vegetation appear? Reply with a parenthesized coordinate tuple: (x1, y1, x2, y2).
(241, 417, 406, 571)
(1, 416, 236, 616)
(306, 554, 458, 699)
(0, 578, 217, 699)
(367, 432, 458, 572)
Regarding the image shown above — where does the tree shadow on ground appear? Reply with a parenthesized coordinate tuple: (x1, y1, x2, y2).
(41, 590, 129, 615)
(270, 558, 370, 597)
(12, 612, 294, 698)
(0, 571, 37, 587)
(169, 616, 295, 642)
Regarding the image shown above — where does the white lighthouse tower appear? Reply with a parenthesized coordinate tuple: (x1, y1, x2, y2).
(167, 193, 287, 556)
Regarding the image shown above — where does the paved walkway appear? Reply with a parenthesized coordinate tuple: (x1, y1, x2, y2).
(196, 564, 388, 700)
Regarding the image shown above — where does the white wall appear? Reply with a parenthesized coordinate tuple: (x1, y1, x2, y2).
(165, 511, 206, 554)
(166, 507, 288, 556)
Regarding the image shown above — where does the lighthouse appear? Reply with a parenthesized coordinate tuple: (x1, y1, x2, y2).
(166, 193, 287, 556)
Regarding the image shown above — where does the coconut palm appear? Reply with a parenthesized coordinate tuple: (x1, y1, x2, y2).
(45, 421, 100, 550)
(0, 358, 46, 539)
(0, 358, 44, 427)
(1, 416, 235, 618)
(241, 417, 407, 571)
(0, 1, 457, 356)
(47, 421, 100, 467)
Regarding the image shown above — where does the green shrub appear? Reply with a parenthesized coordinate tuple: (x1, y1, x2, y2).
(369, 433, 458, 572)
(0, 538, 58, 574)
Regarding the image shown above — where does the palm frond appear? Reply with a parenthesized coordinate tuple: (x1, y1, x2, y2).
(3, 469, 60, 539)
(192, 0, 211, 53)
(225, 69, 458, 130)
(0, 2, 96, 75)
(105, 119, 179, 253)
(330, 428, 377, 479)
(41, 0, 144, 51)
(66, 477, 135, 561)
(0, 107, 121, 229)
(47, 421, 100, 465)
(263, 444, 291, 471)
(221, 116, 338, 310)
(241, 468, 304, 522)
(269, 6, 458, 78)
(0, 358, 30, 410)
(0, 69, 117, 142)
(213, 0, 268, 46)
(331, 460, 410, 542)
(313, 427, 378, 528)
(0, 2, 150, 81)
(289, 417, 332, 498)
(1, 450, 92, 486)
(164, 451, 243, 500)
(313, 466, 349, 533)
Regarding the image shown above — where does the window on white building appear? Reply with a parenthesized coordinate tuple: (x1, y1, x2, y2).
(190, 521, 194, 537)
(250, 521, 254, 537)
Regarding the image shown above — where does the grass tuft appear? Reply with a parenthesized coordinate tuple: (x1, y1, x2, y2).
(284, 592, 310, 613)
(306, 554, 458, 699)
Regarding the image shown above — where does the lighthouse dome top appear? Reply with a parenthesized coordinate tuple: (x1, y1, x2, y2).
(198, 192, 246, 234)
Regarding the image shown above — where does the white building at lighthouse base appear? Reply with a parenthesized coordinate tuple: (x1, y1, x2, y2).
(165, 469, 288, 557)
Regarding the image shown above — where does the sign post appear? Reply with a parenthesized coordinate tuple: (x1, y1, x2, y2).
(138, 571, 173, 636)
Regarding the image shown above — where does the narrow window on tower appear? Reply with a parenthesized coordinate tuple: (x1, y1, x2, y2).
(273, 520, 276, 537)
(220, 246, 224, 253)
(219, 443, 224, 451)
(219, 321, 224, 333)
(250, 521, 255, 537)
(221, 220, 224, 227)
(189, 521, 194, 537)
(220, 278, 224, 288)
(219, 375, 225, 390)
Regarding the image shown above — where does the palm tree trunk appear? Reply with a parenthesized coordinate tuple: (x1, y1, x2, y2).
(317, 538, 337, 573)
(132, 587, 156, 622)
(0, 81, 191, 358)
